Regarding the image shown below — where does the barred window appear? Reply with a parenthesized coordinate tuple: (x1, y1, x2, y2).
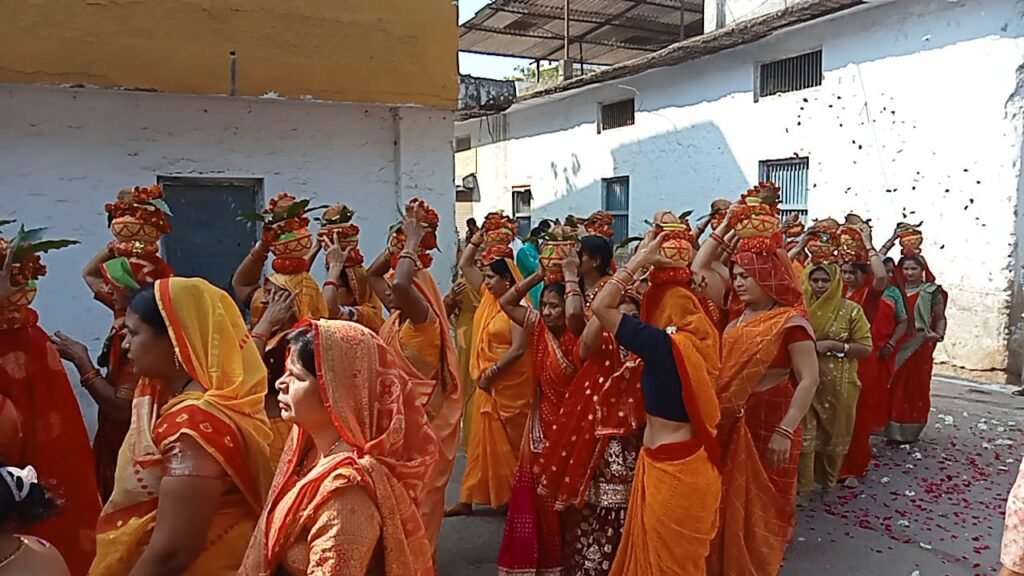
(601, 177, 630, 243)
(599, 99, 635, 132)
(759, 158, 809, 222)
(757, 49, 822, 101)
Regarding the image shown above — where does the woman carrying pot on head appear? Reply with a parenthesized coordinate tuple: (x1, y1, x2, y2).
(446, 213, 534, 518)
(694, 185, 819, 576)
(366, 199, 462, 553)
(232, 193, 329, 464)
(589, 217, 724, 576)
(496, 246, 584, 575)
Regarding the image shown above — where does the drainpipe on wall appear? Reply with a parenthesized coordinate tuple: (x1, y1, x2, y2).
(229, 51, 238, 96)
(392, 107, 403, 207)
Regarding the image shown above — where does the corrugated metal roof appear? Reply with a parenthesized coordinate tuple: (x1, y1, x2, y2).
(459, 0, 705, 66)
(513, 0, 864, 103)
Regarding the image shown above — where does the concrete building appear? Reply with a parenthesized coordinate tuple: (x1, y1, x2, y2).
(0, 0, 468, 431)
(455, 0, 1024, 373)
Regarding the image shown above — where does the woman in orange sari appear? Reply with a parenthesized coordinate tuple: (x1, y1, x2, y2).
(233, 195, 329, 465)
(447, 214, 534, 517)
(886, 253, 946, 443)
(496, 251, 583, 575)
(694, 189, 819, 576)
(368, 200, 461, 551)
(0, 236, 100, 576)
(240, 320, 437, 575)
(91, 278, 273, 575)
(52, 247, 173, 503)
(589, 225, 723, 576)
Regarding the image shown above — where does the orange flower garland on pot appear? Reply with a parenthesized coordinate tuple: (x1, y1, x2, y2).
(105, 185, 172, 258)
(0, 222, 79, 325)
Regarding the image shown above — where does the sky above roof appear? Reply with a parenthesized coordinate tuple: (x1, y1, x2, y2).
(459, 0, 551, 79)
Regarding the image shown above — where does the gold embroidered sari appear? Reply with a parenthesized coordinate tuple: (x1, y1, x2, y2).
(241, 320, 438, 576)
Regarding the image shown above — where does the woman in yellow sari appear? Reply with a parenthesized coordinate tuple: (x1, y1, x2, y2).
(233, 229, 329, 465)
(241, 320, 438, 575)
(447, 214, 534, 517)
(368, 201, 462, 550)
(798, 263, 872, 498)
(91, 278, 273, 576)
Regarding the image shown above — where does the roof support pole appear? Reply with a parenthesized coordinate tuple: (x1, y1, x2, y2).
(561, 0, 574, 80)
(564, 0, 570, 61)
(679, 4, 687, 40)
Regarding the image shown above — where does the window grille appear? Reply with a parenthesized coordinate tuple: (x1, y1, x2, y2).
(757, 49, 822, 100)
(759, 158, 809, 222)
(599, 99, 635, 132)
(601, 177, 630, 242)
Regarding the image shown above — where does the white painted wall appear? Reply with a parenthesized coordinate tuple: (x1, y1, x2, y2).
(0, 84, 455, 432)
(456, 0, 1024, 371)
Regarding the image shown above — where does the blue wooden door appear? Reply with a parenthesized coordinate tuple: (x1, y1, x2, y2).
(160, 179, 261, 295)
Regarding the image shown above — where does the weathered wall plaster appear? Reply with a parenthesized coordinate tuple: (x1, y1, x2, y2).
(0, 0, 458, 108)
(0, 84, 455, 432)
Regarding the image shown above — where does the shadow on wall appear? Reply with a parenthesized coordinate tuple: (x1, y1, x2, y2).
(529, 121, 749, 233)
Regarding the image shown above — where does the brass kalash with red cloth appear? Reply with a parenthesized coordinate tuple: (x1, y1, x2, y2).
(102, 185, 174, 299)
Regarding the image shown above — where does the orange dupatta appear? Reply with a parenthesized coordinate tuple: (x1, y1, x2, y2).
(91, 278, 274, 576)
(609, 283, 724, 576)
(241, 320, 438, 576)
(379, 269, 463, 549)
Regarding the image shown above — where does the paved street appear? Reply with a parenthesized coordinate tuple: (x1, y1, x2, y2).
(438, 379, 1023, 575)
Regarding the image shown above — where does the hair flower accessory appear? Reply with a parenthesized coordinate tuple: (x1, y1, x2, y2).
(1, 465, 38, 502)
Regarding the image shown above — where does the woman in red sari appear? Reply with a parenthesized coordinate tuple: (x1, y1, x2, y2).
(694, 188, 820, 576)
(838, 221, 907, 479)
(496, 251, 584, 575)
(534, 244, 645, 576)
(0, 231, 101, 576)
(887, 252, 946, 443)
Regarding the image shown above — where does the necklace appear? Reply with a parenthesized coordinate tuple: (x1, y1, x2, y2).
(321, 436, 347, 459)
(0, 536, 26, 569)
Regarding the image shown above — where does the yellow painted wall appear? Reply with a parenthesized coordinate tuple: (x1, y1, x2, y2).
(0, 0, 457, 108)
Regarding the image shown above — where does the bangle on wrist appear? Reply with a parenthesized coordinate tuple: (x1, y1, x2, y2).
(324, 280, 342, 289)
(251, 329, 271, 342)
(80, 368, 102, 387)
(773, 425, 794, 441)
(607, 276, 629, 291)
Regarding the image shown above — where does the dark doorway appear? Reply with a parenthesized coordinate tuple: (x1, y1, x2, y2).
(158, 176, 263, 295)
